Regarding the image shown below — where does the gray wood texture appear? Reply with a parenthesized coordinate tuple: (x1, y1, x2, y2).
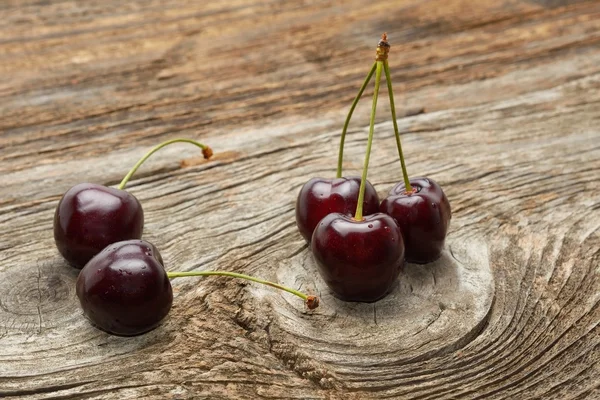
(0, 0, 599, 399)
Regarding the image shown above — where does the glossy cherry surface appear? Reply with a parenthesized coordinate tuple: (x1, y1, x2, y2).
(296, 176, 380, 242)
(380, 177, 451, 264)
(311, 212, 404, 302)
(54, 183, 144, 268)
(76, 239, 172, 336)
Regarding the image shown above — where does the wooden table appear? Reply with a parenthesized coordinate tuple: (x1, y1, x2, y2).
(1, 1, 599, 399)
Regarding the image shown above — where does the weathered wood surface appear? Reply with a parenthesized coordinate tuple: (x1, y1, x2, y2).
(1, 0, 599, 399)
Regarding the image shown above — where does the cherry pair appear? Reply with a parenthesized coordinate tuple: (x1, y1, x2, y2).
(296, 35, 451, 303)
(54, 139, 318, 336)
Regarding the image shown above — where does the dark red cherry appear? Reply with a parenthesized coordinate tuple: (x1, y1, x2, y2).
(311, 213, 404, 302)
(76, 239, 172, 336)
(295, 177, 380, 242)
(54, 183, 144, 269)
(380, 177, 451, 264)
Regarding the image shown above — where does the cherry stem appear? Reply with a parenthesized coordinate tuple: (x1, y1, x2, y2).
(336, 62, 377, 178)
(118, 138, 213, 190)
(166, 270, 319, 309)
(354, 61, 383, 220)
(383, 61, 412, 192)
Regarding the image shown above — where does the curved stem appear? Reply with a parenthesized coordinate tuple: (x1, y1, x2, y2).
(167, 271, 319, 309)
(118, 138, 212, 190)
(383, 61, 412, 192)
(336, 62, 377, 178)
(354, 61, 383, 220)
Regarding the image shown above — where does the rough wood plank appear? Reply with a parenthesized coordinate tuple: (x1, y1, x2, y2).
(0, 0, 599, 399)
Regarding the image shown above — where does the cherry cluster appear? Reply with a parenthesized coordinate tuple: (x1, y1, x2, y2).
(54, 139, 318, 337)
(296, 34, 451, 302)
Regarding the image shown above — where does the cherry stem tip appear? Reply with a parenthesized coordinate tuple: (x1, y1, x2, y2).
(118, 138, 212, 190)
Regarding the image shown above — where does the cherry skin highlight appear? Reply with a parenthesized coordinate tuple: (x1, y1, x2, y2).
(295, 176, 379, 242)
(380, 177, 451, 264)
(76, 239, 172, 336)
(54, 183, 144, 269)
(311, 213, 404, 302)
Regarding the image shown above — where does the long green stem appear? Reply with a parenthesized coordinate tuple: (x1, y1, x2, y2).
(167, 271, 319, 309)
(336, 62, 377, 178)
(118, 138, 212, 190)
(383, 61, 412, 192)
(354, 61, 383, 220)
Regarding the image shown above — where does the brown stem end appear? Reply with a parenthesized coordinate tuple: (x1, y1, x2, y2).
(376, 33, 390, 61)
(202, 146, 214, 159)
(306, 295, 320, 310)
(405, 187, 418, 196)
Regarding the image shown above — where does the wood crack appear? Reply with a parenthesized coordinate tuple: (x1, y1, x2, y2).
(0, 381, 93, 398)
(36, 264, 43, 334)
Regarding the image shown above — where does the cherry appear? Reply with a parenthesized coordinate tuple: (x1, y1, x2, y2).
(54, 138, 212, 268)
(295, 49, 381, 243)
(312, 213, 404, 302)
(295, 177, 379, 242)
(374, 35, 452, 264)
(380, 178, 451, 264)
(76, 240, 172, 336)
(54, 184, 144, 269)
(77, 240, 319, 337)
(311, 35, 404, 302)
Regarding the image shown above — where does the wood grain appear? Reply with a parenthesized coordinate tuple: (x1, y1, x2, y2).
(0, 0, 599, 399)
